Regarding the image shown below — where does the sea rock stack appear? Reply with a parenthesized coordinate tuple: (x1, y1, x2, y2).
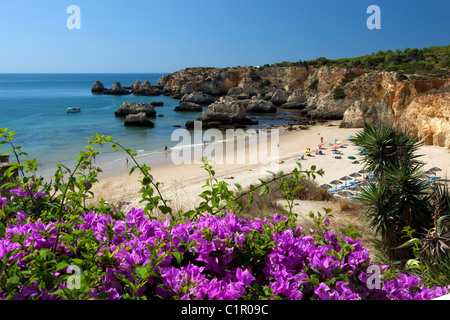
(91, 81, 105, 93)
(246, 98, 277, 113)
(114, 102, 157, 117)
(104, 81, 131, 95)
(131, 79, 142, 91)
(186, 97, 258, 128)
(181, 91, 215, 105)
(124, 112, 155, 127)
(133, 80, 161, 96)
(174, 102, 203, 112)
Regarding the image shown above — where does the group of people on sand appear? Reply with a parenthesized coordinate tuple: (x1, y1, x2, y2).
(295, 134, 354, 162)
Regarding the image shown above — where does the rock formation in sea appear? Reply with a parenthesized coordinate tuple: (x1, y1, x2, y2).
(103, 81, 131, 95)
(174, 102, 203, 112)
(91, 80, 105, 93)
(131, 79, 142, 91)
(245, 97, 277, 113)
(180, 91, 215, 105)
(185, 96, 258, 128)
(151, 101, 164, 106)
(114, 102, 157, 117)
(124, 112, 155, 127)
(133, 80, 161, 96)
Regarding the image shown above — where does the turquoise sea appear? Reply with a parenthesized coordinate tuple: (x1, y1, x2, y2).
(0, 73, 298, 175)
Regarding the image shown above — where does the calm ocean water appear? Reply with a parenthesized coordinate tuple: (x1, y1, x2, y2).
(0, 73, 297, 175)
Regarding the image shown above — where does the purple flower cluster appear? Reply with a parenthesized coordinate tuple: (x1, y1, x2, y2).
(9, 185, 46, 199)
(0, 197, 6, 208)
(0, 207, 448, 300)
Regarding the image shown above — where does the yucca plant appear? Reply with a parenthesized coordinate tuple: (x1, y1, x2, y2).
(351, 125, 431, 262)
(384, 159, 431, 231)
(350, 124, 423, 178)
(421, 183, 450, 261)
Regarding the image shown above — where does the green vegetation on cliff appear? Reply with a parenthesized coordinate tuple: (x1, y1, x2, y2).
(269, 45, 450, 75)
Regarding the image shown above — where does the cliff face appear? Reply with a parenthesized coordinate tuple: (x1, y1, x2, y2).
(158, 66, 450, 149)
(158, 67, 246, 96)
(394, 89, 450, 149)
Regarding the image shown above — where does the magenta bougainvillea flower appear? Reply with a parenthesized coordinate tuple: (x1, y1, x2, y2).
(0, 206, 448, 300)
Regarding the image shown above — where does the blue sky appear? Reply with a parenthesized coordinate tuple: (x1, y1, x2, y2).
(0, 0, 448, 73)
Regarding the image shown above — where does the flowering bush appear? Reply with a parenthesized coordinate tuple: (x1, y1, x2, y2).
(0, 204, 448, 300)
(0, 128, 448, 300)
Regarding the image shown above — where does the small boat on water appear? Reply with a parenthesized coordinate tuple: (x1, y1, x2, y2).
(66, 107, 81, 113)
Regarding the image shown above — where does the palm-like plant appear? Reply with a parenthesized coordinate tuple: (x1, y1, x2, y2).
(350, 125, 423, 178)
(384, 159, 431, 230)
(351, 125, 431, 262)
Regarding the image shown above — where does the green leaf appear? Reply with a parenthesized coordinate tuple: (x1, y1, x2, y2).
(301, 277, 320, 286)
(172, 251, 183, 265)
(260, 185, 269, 197)
(96, 292, 112, 300)
(0, 222, 5, 237)
(134, 266, 148, 279)
(158, 205, 172, 215)
(71, 258, 84, 266)
(56, 261, 70, 271)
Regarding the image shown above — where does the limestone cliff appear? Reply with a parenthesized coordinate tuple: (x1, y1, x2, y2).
(394, 87, 450, 150)
(157, 65, 449, 149)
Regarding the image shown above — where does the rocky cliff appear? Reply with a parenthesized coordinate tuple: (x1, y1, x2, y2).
(394, 87, 450, 149)
(158, 65, 450, 149)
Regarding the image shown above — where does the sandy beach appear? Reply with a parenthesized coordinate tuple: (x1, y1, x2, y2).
(87, 120, 450, 218)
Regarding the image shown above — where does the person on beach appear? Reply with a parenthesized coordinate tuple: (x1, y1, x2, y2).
(126, 158, 129, 168)
(165, 145, 168, 152)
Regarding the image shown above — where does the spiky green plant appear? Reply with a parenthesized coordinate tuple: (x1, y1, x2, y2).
(351, 125, 431, 262)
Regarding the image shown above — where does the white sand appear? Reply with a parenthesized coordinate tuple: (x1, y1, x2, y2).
(88, 120, 450, 216)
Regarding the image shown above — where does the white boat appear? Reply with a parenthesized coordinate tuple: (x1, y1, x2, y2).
(66, 107, 81, 113)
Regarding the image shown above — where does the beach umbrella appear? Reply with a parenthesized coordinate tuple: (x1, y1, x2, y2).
(348, 156, 356, 160)
(318, 143, 325, 146)
(320, 184, 333, 189)
(338, 191, 354, 198)
(336, 141, 343, 144)
(349, 172, 361, 180)
(340, 176, 352, 185)
(349, 185, 363, 192)
(330, 180, 342, 188)
(348, 136, 353, 138)
(430, 167, 442, 176)
(358, 169, 368, 174)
